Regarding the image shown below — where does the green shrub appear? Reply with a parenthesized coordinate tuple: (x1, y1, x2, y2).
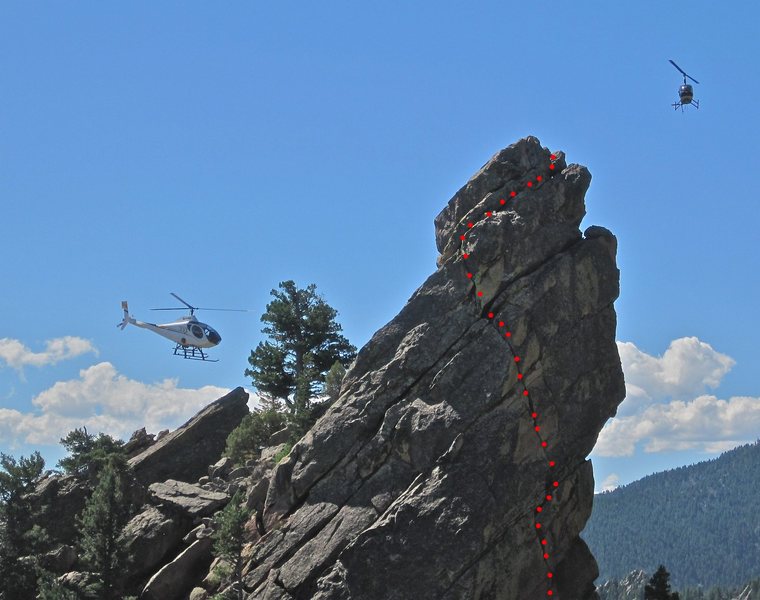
(274, 443, 293, 464)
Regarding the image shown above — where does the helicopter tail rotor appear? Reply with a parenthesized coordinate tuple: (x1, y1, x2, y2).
(117, 300, 135, 330)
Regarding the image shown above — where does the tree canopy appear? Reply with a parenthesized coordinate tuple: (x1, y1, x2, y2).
(57, 427, 127, 480)
(645, 565, 680, 600)
(245, 280, 356, 429)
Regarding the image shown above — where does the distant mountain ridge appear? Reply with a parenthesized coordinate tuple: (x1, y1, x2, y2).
(583, 441, 760, 588)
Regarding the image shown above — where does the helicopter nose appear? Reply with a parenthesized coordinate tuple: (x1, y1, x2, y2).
(208, 330, 221, 345)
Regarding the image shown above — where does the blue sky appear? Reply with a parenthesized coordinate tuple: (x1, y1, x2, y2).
(1, 3, 759, 491)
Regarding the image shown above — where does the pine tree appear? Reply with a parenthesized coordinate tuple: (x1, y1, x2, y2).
(245, 281, 356, 435)
(324, 360, 346, 404)
(224, 406, 287, 464)
(211, 490, 251, 600)
(646, 565, 680, 600)
(58, 427, 126, 480)
(77, 457, 130, 599)
(0, 451, 47, 600)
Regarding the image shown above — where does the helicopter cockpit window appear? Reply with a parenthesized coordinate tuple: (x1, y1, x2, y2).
(191, 324, 204, 338)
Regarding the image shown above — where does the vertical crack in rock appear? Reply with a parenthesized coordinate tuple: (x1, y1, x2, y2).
(243, 136, 625, 600)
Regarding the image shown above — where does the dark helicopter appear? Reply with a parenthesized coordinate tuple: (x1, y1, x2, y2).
(670, 59, 700, 110)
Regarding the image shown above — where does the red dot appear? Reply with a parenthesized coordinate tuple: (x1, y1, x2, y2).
(500, 198, 506, 205)
(477, 291, 483, 297)
(541, 539, 547, 545)
(517, 373, 523, 380)
(460, 235, 465, 240)
(548, 573, 553, 579)
(553, 481, 559, 488)
(488, 312, 494, 318)
(537, 175, 542, 182)
(466, 273, 473, 279)
(514, 356, 520, 362)
(535, 523, 542, 529)
(510, 191, 517, 197)
(541, 441, 547, 448)
(546, 495, 552, 501)
(506, 332, 512, 337)
(467, 222, 474, 228)
(463, 253, 469, 259)
(535, 426, 541, 432)
(550, 154, 556, 160)
(531, 412, 537, 418)
(498, 321, 504, 327)
(527, 181, 533, 188)
(536, 506, 543, 513)
(544, 553, 549, 559)
(548, 591, 554, 597)
(549, 461, 555, 467)
(549, 164, 555, 171)
(486, 211, 493, 217)
(523, 390, 529, 396)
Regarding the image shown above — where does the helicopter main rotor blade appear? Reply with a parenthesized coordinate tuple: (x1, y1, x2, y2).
(669, 59, 699, 84)
(194, 308, 249, 312)
(170, 292, 196, 311)
(669, 59, 687, 76)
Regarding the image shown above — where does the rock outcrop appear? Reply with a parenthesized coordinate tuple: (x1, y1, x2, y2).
(239, 137, 625, 599)
(129, 387, 249, 485)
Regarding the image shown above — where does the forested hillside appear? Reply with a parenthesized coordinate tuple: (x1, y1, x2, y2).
(584, 441, 760, 588)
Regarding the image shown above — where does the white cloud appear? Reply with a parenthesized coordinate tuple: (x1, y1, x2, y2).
(595, 394, 760, 457)
(593, 337, 759, 459)
(617, 337, 734, 404)
(597, 472, 620, 493)
(0, 336, 98, 371)
(0, 361, 236, 448)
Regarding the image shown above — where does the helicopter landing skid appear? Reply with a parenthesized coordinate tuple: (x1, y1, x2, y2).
(173, 344, 218, 362)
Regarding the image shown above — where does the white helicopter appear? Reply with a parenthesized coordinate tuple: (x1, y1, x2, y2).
(118, 293, 243, 361)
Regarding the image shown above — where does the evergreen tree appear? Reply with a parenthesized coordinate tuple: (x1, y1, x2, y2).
(245, 281, 356, 434)
(211, 490, 251, 600)
(0, 451, 47, 600)
(58, 427, 126, 480)
(77, 457, 130, 599)
(646, 565, 680, 600)
(224, 405, 287, 464)
(324, 360, 346, 404)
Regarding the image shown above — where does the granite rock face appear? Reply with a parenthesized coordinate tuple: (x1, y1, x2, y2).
(240, 137, 625, 599)
(129, 387, 249, 485)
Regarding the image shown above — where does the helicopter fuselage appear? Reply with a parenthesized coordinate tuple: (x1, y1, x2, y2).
(129, 315, 221, 348)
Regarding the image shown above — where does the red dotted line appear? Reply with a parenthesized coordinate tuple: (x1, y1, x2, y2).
(458, 154, 559, 597)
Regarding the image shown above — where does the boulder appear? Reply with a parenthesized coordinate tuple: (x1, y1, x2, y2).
(228, 465, 251, 480)
(40, 544, 77, 573)
(209, 456, 234, 479)
(58, 571, 100, 599)
(239, 137, 624, 599)
(268, 424, 297, 446)
(129, 387, 249, 485)
(124, 427, 156, 458)
(148, 480, 229, 518)
(140, 537, 213, 600)
(120, 505, 187, 578)
(24, 475, 91, 544)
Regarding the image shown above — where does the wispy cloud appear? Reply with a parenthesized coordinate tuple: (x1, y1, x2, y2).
(0, 336, 98, 371)
(0, 361, 239, 448)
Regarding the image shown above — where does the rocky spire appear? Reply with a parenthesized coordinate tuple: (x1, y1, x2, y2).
(241, 137, 625, 599)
